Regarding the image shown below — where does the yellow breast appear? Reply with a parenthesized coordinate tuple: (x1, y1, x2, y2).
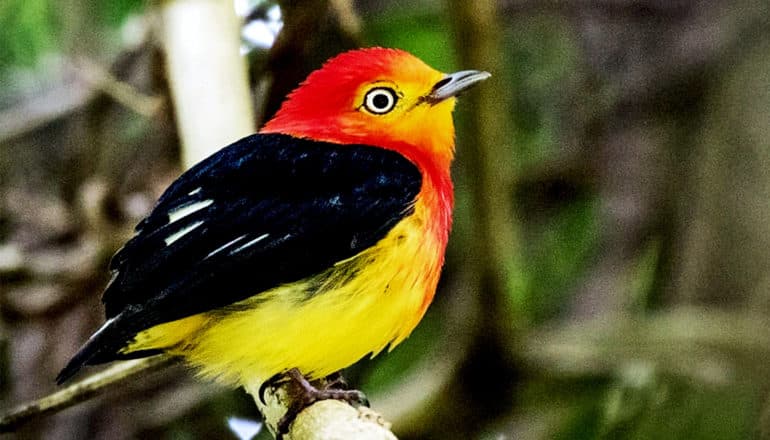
(126, 196, 444, 386)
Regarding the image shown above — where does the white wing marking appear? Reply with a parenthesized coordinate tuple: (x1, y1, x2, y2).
(167, 199, 213, 223)
(164, 220, 205, 246)
(104, 270, 119, 290)
(231, 233, 270, 254)
(205, 234, 248, 259)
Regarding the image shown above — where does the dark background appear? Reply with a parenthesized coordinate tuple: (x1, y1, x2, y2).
(2, 0, 770, 438)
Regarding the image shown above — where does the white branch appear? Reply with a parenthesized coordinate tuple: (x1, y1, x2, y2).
(159, 0, 256, 167)
(244, 379, 397, 440)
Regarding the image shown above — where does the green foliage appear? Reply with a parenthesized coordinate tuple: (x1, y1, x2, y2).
(521, 194, 601, 322)
(0, 0, 59, 73)
(504, 16, 578, 170)
(500, 16, 600, 321)
(99, 0, 143, 26)
(0, 0, 144, 79)
(363, 5, 455, 71)
(554, 371, 761, 440)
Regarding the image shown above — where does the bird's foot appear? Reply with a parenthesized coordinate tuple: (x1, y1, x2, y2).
(322, 371, 350, 390)
(275, 368, 369, 436)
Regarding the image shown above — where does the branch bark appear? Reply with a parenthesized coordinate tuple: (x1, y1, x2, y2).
(159, 0, 255, 167)
(0, 358, 397, 439)
(0, 356, 176, 433)
(244, 379, 397, 439)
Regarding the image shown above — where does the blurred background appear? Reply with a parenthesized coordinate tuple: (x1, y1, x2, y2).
(2, 0, 770, 438)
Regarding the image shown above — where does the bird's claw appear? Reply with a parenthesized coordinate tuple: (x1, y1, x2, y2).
(275, 369, 369, 437)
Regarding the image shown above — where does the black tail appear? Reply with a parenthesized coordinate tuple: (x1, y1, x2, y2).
(56, 314, 122, 384)
(56, 343, 101, 384)
(56, 313, 162, 384)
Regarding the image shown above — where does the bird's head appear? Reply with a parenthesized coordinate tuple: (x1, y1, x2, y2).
(261, 48, 490, 170)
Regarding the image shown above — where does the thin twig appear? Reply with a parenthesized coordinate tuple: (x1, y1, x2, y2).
(77, 57, 164, 118)
(0, 355, 177, 433)
(0, 74, 93, 144)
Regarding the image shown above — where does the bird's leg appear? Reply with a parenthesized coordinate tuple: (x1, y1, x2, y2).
(291, 369, 369, 407)
(276, 368, 369, 435)
(322, 371, 348, 390)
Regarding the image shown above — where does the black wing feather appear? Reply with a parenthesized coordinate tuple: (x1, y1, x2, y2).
(58, 133, 421, 383)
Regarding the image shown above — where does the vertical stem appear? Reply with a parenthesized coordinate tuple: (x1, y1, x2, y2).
(160, 0, 256, 167)
(448, 0, 525, 336)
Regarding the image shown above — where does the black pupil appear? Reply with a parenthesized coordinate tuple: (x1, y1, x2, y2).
(372, 93, 390, 109)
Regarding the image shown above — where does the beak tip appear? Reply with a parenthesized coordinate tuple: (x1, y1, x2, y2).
(427, 69, 492, 103)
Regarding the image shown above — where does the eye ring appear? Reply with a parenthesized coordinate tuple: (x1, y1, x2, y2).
(363, 87, 398, 114)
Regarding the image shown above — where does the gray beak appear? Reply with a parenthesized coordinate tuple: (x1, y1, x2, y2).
(424, 70, 491, 104)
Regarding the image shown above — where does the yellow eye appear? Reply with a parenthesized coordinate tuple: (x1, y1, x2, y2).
(363, 87, 398, 114)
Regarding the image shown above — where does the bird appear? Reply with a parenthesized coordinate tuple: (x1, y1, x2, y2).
(57, 48, 490, 403)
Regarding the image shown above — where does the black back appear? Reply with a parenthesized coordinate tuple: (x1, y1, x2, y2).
(57, 133, 421, 383)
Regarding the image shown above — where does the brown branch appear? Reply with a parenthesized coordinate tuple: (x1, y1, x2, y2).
(0, 356, 398, 439)
(76, 57, 164, 118)
(328, 0, 362, 37)
(0, 356, 177, 433)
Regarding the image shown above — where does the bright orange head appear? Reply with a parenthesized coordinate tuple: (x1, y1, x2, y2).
(261, 48, 490, 175)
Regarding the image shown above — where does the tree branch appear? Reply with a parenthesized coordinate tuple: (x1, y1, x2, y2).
(0, 357, 398, 439)
(244, 379, 397, 439)
(76, 57, 164, 118)
(0, 356, 176, 433)
(159, 0, 256, 167)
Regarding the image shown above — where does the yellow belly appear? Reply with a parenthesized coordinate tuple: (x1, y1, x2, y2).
(125, 201, 443, 386)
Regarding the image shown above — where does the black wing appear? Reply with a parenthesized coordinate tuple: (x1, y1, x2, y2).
(58, 133, 421, 383)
